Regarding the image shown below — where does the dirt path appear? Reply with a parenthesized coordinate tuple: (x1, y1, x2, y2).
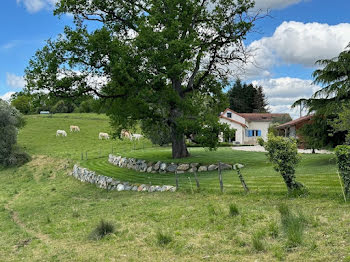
(4, 191, 51, 246)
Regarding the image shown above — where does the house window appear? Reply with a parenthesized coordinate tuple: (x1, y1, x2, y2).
(247, 130, 261, 137)
(227, 112, 232, 118)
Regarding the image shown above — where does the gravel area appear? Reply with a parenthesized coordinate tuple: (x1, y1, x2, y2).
(232, 145, 333, 154)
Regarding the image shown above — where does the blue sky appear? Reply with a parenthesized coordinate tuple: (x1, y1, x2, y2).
(1, 0, 350, 118)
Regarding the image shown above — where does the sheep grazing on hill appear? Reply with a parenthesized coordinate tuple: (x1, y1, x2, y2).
(121, 129, 131, 139)
(130, 134, 143, 140)
(70, 125, 80, 132)
(99, 132, 110, 140)
(56, 130, 67, 137)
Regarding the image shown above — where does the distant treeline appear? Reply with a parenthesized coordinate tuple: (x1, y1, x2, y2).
(10, 91, 106, 114)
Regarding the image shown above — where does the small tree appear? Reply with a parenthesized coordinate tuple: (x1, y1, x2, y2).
(263, 134, 305, 194)
(0, 100, 30, 166)
(335, 145, 350, 199)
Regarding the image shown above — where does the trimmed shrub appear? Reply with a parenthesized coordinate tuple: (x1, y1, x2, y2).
(89, 220, 115, 240)
(335, 145, 350, 199)
(263, 134, 305, 194)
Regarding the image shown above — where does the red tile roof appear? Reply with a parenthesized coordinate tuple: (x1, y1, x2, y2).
(276, 115, 313, 129)
(221, 108, 291, 122)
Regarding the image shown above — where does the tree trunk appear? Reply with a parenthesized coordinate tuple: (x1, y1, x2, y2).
(281, 173, 304, 192)
(171, 125, 189, 158)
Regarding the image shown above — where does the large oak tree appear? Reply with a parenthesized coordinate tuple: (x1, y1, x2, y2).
(25, 0, 259, 158)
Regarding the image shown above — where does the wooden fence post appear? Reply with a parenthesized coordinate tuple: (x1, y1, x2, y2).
(237, 168, 249, 193)
(175, 171, 179, 190)
(81, 152, 83, 160)
(85, 151, 88, 160)
(194, 170, 200, 190)
(218, 162, 223, 193)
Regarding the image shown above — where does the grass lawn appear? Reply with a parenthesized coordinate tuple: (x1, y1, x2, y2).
(0, 113, 348, 261)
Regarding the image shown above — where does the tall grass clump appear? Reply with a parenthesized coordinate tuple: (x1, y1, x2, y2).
(229, 203, 239, 217)
(89, 220, 115, 240)
(156, 232, 172, 246)
(251, 229, 266, 252)
(278, 203, 306, 247)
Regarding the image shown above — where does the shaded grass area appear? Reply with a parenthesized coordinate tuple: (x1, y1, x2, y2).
(0, 157, 349, 261)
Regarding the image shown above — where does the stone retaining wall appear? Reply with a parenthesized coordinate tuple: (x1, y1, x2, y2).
(71, 164, 176, 192)
(108, 154, 234, 174)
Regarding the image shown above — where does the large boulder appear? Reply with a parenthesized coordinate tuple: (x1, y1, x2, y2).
(188, 167, 197, 173)
(153, 161, 161, 171)
(208, 164, 218, 171)
(117, 184, 125, 191)
(166, 163, 178, 172)
(160, 163, 167, 172)
(220, 163, 233, 170)
(198, 166, 208, 172)
(177, 164, 190, 171)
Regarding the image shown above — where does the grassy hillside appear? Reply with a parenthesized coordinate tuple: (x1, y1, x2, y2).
(0, 113, 348, 261)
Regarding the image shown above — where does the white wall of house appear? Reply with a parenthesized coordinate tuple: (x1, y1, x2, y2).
(224, 110, 246, 125)
(219, 118, 244, 144)
(246, 121, 271, 142)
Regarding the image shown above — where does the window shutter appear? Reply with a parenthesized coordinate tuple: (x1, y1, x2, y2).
(258, 130, 261, 136)
(248, 130, 252, 137)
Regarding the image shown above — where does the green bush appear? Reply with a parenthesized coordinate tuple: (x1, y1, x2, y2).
(335, 145, 350, 199)
(0, 100, 29, 167)
(263, 134, 305, 194)
(89, 220, 115, 240)
(5, 147, 31, 167)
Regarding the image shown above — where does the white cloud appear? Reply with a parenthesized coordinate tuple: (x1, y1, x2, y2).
(16, 0, 57, 13)
(0, 92, 15, 101)
(253, 0, 305, 10)
(239, 21, 350, 80)
(252, 77, 321, 118)
(6, 73, 26, 89)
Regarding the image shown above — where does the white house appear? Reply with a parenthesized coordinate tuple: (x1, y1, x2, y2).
(219, 108, 291, 145)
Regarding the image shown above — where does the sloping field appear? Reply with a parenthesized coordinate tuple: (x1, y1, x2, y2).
(0, 113, 347, 261)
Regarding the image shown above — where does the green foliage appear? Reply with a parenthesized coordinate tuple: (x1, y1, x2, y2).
(25, 0, 257, 158)
(297, 115, 329, 151)
(4, 146, 31, 167)
(89, 220, 115, 240)
(251, 229, 266, 252)
(229, 203, 239, 217)
(227, 79, 269, 113)
(335, 145, 350, 199)
(293, 43, 350, 116)
(141, 119, 171, 146)
(267, 221, 279, 238)
(278, 204, 306, 247)
(11, 95, 32, 114)
(257, 137, 265, 147)
(272, 114, 292, 125)
(52, 100, 69, 113)
(264, 134, 304, 193)
(156, 232, 172, 246)
(0, 100, 29, 167)
(331, 104, 350, 144)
